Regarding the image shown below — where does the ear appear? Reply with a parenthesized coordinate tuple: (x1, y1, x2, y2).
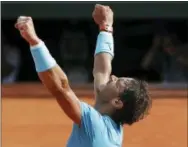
(112, 98, 124, 109)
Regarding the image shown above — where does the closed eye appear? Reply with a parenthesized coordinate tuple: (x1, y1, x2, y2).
(117, 79, 127, 93)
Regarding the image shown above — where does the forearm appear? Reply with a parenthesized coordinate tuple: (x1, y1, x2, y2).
(93, 53, 112, 76)
(38, 65, 69, 95)
(30, 41, 69, 93)
(93, 31, 114, 87)
(30, 40, 81, 124)
(30, 41, 81, 124)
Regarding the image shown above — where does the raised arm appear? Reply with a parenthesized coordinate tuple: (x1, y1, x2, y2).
(92, 4, 114, 93)
(15, 16, 81, 125)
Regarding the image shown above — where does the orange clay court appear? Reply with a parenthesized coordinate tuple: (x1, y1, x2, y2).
(2, 84, 187, 147)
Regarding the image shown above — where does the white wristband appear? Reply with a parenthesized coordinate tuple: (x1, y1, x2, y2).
(94, 31, 114, 57)
(30, 41, 57, 72)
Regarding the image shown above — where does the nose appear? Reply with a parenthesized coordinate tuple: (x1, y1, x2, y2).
(110, 75, 117, 82)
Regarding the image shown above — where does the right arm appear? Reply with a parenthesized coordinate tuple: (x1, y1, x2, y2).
(38, 65, 81, 124)
(15, 16, 82, 125)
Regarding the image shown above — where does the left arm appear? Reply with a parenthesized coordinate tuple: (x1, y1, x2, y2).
(92, 4, 114, 93)
(93, 34, 113, 92)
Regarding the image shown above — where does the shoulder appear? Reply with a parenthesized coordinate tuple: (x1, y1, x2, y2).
(80, 102, 104, 121)
(75, 102, 107, 136)
(79, 102, 104, 125)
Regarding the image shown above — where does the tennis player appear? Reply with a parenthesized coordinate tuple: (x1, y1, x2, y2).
(15, 4, 152, 147)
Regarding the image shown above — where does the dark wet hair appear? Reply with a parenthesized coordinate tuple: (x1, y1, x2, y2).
(113, 79, 152, 125)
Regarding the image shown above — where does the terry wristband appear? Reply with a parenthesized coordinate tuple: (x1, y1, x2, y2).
(94, 31, 114, 57)
(30, 41, 57, 72)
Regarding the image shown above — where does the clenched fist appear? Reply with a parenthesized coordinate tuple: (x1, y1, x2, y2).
(15, 16, 41, 46)
(92, 4, 113, 31)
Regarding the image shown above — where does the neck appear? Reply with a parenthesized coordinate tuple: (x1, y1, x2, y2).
(95, 102, 121, 125)
(94, 101, 114, 117)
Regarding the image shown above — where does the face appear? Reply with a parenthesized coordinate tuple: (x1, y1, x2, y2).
(99, 75, 134, 105)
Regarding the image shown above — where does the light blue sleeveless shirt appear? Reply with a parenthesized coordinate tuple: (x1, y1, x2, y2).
(67, 102, 123, 147)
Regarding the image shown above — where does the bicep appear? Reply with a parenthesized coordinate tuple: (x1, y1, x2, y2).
(93, 72, 109, 93)
(38, 66, 82, 125)
(52, 88, 81, 125)
(93, 53, 112, 93)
